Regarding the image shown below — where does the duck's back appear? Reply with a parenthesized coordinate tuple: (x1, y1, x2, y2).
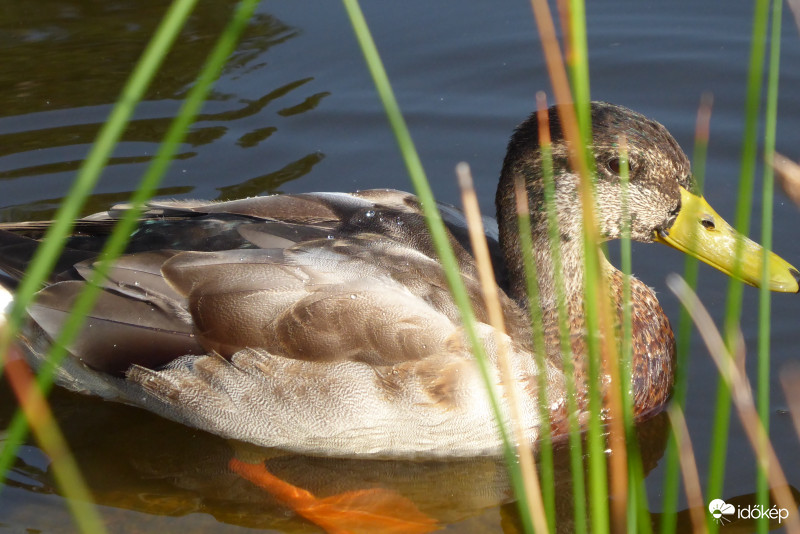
(0, 191, 550, 457)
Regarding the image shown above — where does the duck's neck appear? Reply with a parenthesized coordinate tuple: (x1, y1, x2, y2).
(498, 214, 676, 416)
(500, 208, 587, 312)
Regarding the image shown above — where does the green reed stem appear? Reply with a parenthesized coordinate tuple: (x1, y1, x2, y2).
(0, 0, 200, 507)
(537, 110, 588, 534)
(583, 215, 609, 534)
(566, 6, 609, 527)
(619, 145, 636, 534)
(756, 0, 782, 531)
(707, 0, 770, 525)
(0, 0, 258, 488)
(516, 181, 556, 534)
(0, 0, 199, 380)
(568, 0, 591, 140)
(341, 1, 534, 532)
(618, 143, 653, 534)
(40, 426, 105, 533)
(619, 144, 633, 425)
(543, 148, 589, 534)
(659, 94, 711, 534)
(4, 350, 107, 533)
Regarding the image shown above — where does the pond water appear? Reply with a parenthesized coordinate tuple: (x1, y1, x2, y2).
(1, 1, 800, 532)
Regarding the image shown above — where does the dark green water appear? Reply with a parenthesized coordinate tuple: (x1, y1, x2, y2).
(1, 1, 800, 532)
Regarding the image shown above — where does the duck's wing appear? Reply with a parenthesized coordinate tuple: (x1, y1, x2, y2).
(2, 244, 206, 373)
(160, 242, 459, 365)
(0, 190, 502, 280)
(0, 191, 528, 377)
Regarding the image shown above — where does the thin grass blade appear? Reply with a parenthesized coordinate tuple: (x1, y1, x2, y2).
(659, 93, 713, 534)
(513, 173, 557, 533)
(0, 0, 260, 486)
(666, 405, 708, 534)
(458, 163, 549, 534)
(708, 0, 771, 522)
(757, 1, 783, 531)
(3, 345, 106, 533)
(0, 0, 200, 375)
(0, 0, 202, 487)
(535, 93, 588, 534)
(669, 274, 800, 534)
(341, 1, 534, 531)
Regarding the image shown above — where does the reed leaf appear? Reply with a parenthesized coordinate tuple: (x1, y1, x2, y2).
(669, 275, 800, 534)
(707, 0, 771, 527)
(756, 0, 783, 531)
(0, 0, 201, 495)
(618, 139, 654, 534)
(341, 1, 535, 531)
(514, 170, 556, 533)
(459, 164, 549, 534)
(0, 0, 260, 499)
(659, 94, 713, 534)
(534, 93, 589, 534)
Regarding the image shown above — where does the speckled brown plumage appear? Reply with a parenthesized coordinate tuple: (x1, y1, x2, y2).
(495, 102, 688, 426)
(0, 102, 710, 457)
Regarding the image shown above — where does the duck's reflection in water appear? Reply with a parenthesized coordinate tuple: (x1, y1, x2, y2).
(12, 384, 757, 533)
(4, 386, 798, 533)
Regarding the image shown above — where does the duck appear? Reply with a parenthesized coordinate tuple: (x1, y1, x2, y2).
(1, 102, 798, 459)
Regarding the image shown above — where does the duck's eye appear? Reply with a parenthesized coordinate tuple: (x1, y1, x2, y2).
(606, 157, 622, 175)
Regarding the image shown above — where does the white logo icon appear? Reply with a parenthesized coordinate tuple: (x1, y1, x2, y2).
(708, 499, 735, 524)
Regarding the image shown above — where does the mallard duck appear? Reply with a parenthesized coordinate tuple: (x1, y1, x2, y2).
(1, 102, 797, 459)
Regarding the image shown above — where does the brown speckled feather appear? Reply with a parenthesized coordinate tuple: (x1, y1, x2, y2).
(0, 103, 701, 457)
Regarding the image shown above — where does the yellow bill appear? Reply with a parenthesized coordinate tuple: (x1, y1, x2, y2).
(655, 186, 799, 293)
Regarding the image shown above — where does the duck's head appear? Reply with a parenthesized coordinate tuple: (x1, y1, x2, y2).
(496, 101, 799, 298)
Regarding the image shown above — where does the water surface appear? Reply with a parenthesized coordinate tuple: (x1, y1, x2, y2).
(2, 1, 800, 532)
